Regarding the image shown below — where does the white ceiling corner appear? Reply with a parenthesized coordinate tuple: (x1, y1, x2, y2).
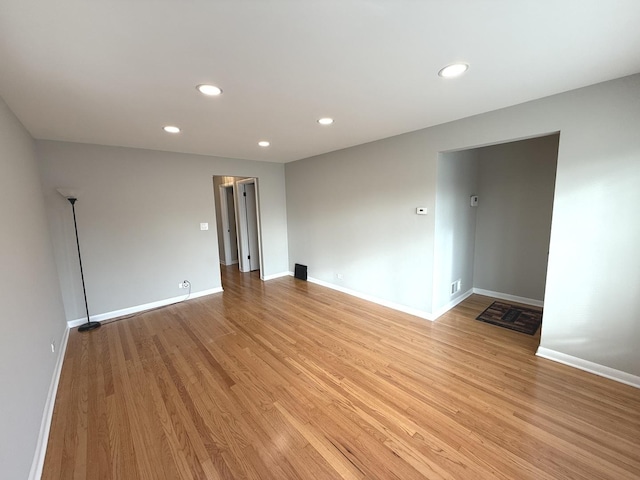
(0, 0, 639, 163)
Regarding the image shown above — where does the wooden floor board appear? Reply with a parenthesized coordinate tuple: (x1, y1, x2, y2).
(43, 266, 640, 479)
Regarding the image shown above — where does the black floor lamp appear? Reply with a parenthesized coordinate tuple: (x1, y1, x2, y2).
(58, 189, 101, 332)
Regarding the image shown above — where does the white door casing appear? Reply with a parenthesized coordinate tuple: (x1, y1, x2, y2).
(236, 178, 262, 273)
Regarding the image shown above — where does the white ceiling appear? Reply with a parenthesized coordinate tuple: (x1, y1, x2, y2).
(1, 0, 639, 163)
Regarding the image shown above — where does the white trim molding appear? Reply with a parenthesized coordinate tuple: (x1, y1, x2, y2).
(262, 271, 292, 281)
(472, 288, 543, 308)
(220, 260, 239, 266)
(536, 347, 640, 389)
(67, 287, 223, 328)
(29, 325, 70, 480)
(303, 275, 433, 321)
(430, 288, 474, 320)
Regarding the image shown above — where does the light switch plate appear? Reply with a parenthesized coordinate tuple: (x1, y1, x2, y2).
(200, 222, 209, 230)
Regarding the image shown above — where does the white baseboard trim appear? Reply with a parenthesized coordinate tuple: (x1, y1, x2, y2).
(304, 275, 432, 321)
(472, 288, 543, 308)
(220, 260, 239, 266)
(29, 325, 70, 480)
(430, 288, 474, 320)
(262, 271, 292, 281)
(67, 287, 224, 328)
(536, 347, 640, 389)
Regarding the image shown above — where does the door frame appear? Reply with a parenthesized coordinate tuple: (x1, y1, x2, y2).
(235, 178, 264, 274)
(218, 182, 239, 266)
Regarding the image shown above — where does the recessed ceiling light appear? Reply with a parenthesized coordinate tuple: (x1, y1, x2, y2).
(318, 117, 334, 125)
(196, 84, 223, 96)
(163, 125, 180, 133)
(438, 63, 469, 78)
(258, 141, 270, 147)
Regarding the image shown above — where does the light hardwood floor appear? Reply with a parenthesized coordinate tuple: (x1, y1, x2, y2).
(43, 266, 640, 479)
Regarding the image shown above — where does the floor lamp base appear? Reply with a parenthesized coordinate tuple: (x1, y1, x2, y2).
(78, 321, 101, 332)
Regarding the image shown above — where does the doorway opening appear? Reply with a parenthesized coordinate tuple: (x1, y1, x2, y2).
(218, 181, 238, 266)
(235, 178, 261, 273)
(433, 133, 560, 343)
(213, 176, 263, 286)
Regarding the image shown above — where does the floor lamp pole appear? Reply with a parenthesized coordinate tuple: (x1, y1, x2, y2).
(67, 197, 101, 332)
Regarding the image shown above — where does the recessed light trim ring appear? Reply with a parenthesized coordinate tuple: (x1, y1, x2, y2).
(196, 84, 223, 96)
(438, 63, 469, 78)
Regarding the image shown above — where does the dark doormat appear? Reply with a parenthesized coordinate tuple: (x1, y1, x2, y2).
(476, 301, 542, 335)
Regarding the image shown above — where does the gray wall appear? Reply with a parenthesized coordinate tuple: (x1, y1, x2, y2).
(473, 135, 558, 300)
(285, 74, 640, 376)
(286, 134, 434, 311)
(433, 149, 479, 311)
(0, 99, 67, 479)
(213, 175, 227, 263)
(37, 141, 289, 321)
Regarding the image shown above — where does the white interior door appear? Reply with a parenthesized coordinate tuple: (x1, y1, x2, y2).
(219, 184, 239, 265)
(236, 178, 261, 273)
(244, 182, 260, 271)
(225, 186, 239, 264)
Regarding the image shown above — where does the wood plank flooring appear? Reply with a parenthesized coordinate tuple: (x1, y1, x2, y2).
(43, 266, 640, 479)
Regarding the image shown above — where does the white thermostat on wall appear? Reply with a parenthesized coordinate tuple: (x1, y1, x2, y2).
(470, 196, 479, 207)
(416, 207, 428, 215)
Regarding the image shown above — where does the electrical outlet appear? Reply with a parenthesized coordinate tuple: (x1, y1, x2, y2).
(182, 280, 190, 289)
(336, 273, 343, 280)
(451, 279, 461, 295)
(178, 282, 184, 289)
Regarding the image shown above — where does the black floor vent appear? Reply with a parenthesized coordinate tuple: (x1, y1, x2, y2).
(294, 263, 307, 281)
